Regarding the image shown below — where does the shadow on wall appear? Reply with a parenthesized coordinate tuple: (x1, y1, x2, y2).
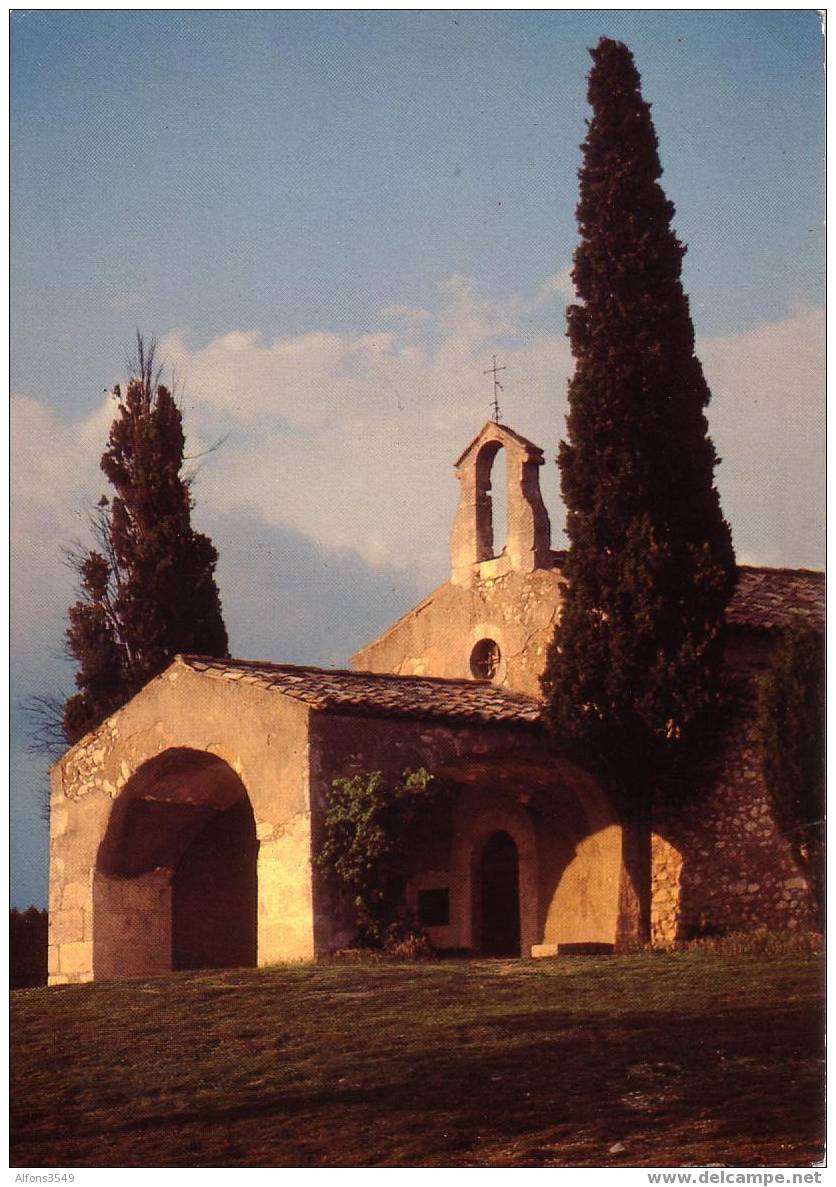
(405, 752, 625, 956)
(172, 799, 257, 971)
(647, 678, 819, 945)
(94, 748, 258, 978)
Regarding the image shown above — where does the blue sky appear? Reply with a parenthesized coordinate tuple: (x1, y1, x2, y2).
(11, 10, 825, 906)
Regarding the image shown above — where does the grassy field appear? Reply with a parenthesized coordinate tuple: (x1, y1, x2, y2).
(11, 953, 824, 1168)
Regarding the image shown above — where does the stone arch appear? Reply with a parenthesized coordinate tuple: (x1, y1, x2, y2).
(437, 752, 625, 957)
(93, 747, 258, 979)
(447, 786, 539, 955)
(474, 439, 507, 560)
(49, 664, 317, 984)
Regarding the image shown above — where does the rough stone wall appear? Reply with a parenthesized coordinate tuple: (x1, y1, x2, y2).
(651, 683, 817, 944)
(49, 661, 315, 983)
(90, 869, 172, 981)
(353, 567, 564, 699)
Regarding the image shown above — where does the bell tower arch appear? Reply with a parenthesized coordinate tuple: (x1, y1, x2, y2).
(450, 422, 552, 587)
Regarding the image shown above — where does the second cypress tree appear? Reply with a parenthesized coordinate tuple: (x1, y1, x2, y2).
(541, 39, 737, 941)
(63, 336, 229, 744)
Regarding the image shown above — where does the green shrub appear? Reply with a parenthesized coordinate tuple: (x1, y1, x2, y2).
(316, 768, 442, 948)
(380, 918, 434, 960)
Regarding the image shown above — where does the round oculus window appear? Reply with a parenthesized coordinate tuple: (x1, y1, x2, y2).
(470, 638, 501, 680)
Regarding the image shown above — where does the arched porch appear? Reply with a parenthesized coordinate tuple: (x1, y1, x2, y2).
(405, 751, 625, 957)
(93, 748, 258, 979)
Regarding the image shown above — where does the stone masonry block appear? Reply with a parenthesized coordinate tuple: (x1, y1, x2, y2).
(51, 908, 84, 944)
(61, 881, 90, 910)
(59, 941, 93, 976)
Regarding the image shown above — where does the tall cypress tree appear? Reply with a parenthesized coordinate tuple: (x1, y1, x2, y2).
(63, 336, 228, 744)
(541, 39, 736, 940)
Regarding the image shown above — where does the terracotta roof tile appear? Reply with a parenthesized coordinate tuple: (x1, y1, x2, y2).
(178, 569, 821, 725)
(178, 656, 542, 726)
(727, 566, 824, 633)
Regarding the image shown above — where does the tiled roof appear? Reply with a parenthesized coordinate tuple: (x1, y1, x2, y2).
(550, 554, 823, 633)
(177, 569, 821, 725)
(727, 566, 824, 633)
(177, 656, 542, 726)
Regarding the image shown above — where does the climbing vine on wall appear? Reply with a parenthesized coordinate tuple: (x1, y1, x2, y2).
(316, 768, 442, 948)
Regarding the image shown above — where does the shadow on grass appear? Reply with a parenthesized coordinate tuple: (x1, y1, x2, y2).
(11, 999, 824, 1167)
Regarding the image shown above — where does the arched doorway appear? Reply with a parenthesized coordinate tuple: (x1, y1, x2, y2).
(479, 830, 521, 956)
(94, 748, 258, 978)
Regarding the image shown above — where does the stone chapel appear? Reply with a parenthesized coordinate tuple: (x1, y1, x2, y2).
(47, 420, 823, 983)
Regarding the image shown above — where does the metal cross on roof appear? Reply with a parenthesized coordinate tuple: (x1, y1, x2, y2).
(484, 355, 507, 423)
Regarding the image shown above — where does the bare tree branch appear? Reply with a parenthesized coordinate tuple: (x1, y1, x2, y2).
(22, 694, 69, 759)
(183, 433, 230, 463)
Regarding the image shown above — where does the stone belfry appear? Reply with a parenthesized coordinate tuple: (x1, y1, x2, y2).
(353, 416, 563, 697)
(450, 421, 552, 587)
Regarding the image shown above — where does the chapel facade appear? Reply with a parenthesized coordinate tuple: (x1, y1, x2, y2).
(47, 421, 822, 984)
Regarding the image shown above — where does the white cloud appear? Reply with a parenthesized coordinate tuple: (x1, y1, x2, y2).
(11, 282, 824, 691)
(160, 285, 824, 582)
(538, 266, 576, 304)
(381, 303, 432, 326)
(11, 394, 115, 650)
(159, 275, 574, 579)
(700, 305, 825, 568)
